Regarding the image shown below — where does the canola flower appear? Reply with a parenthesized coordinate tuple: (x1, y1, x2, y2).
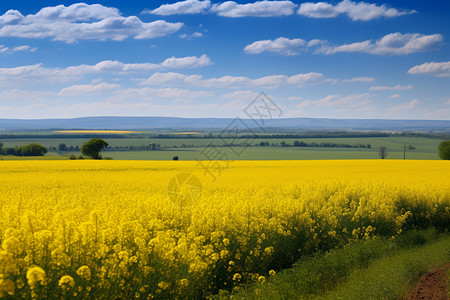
(0, 160, 449, 299)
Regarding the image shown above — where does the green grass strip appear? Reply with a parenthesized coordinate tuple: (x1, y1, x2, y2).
(318, 236, 450, 299)
(230, 229, 449, 299)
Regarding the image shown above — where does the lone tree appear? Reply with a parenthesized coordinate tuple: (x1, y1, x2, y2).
(438, 140, 450, 160)
(379, 146, 387, 159)
(82, 138, 108, 159)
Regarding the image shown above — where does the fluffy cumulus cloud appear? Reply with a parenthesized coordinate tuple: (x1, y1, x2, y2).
(148, 0, 413, 19)
(245, 33, 443, 56)
(298, 0, 415, 21)
(0, 55, 212, 86)
(244, 37, 306, 55)
(145, 0, 211, 15)
(0, 3, 183, 42)
(160, 54, 212, 68)
(141, 71, 327, 88)
(369, 85, 413, 91)
(148, 0, 296, 17)
(210, 1, 297, 17)
(408, 61, 450, 77)
(317, 33, 443, 55)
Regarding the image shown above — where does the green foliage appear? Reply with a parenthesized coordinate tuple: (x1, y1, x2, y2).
(4, 143, 48, 156)
(233, 229, 449, 300)
(69, 154, 77, 160)
(81, 138, 109, 159)
(321, 234, 450, 300)
(438, 140, 450, 160)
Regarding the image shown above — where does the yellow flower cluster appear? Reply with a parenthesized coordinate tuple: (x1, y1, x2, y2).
(0, 160, 448, 299)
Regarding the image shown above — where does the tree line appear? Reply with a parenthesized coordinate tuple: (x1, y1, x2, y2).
(0, 142, 48, 156)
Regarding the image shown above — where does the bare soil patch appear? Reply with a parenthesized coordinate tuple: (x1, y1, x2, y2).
(407, 263, 449, 300)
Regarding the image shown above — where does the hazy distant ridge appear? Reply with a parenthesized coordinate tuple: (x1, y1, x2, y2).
(1, 116, 450, 131)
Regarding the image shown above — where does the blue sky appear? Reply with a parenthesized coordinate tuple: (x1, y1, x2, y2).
(0, 0, 449, 119)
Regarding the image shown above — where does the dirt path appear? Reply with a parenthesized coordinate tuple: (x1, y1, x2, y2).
(407, 263, 449, 300)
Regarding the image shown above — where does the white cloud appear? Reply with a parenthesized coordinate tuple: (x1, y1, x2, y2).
(319, 40, 371, 54)
(296, 100, 312, 108)
(0, 44, 37, 54)
(160, 54, 211, 68)
(315, 93, 371, 107)
(0, 55, 212, 86)
(0, 3, 183, 42)
(109, 87, 212, 101)
(245, 33, 442, 56)
(58, 83, 120, 97)
(342, 77, 375, 83)
(220, 90, 262, 110)
(179, 32, 203, 39)
(391, 94, 400, 99)
(318, 33, 443, 55)
(298, 0, 415, 21)
(295, 94, 374, 115)
(147, 0, 297, 17)
(221, 90, 260, 100)
(211, 1, 297, 17)
(244, 37, 306, 55)
(146, 0, 211, 15)
(369, 85, 413, 91)
(141, 71, 327, 89)
(0, 89, 55, 101)
(387, 99, 420, 112)
(408, 61, 450, 77)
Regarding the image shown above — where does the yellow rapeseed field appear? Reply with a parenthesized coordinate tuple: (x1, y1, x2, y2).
(0, 160, 449, 299)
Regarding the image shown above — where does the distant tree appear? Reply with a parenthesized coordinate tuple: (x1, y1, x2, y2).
(379, 146, 387, 159)
(18, 144, 48, 156)
(4, 148, 16, 155)
(0, 142, 3, 155)
(58, 143, 67, 151)
(438, 140, 450, 160)
(173, 156, 179, 161)
(81, 139, 109, 159)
